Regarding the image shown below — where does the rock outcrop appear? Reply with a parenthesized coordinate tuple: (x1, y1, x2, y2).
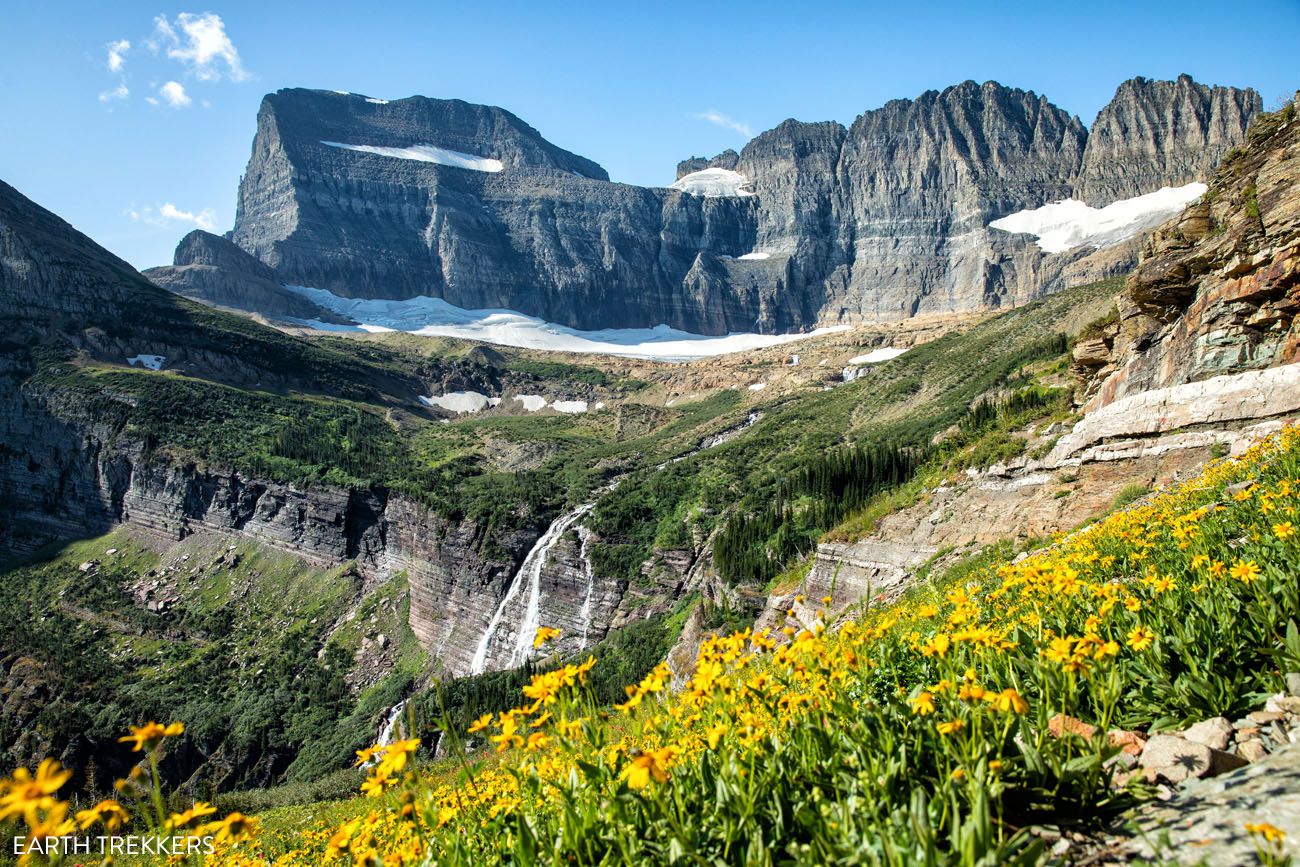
(1075, 75, 1264, 206)
(179, 77, 1258, 335)
(143, 230, 345, 322)
(1076, 95, 1300, 409)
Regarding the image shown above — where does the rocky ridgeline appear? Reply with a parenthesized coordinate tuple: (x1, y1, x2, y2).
(1074, 94, 1300, 408)
(156, 76, 1259, 334)
(765, 96, 1300, 668)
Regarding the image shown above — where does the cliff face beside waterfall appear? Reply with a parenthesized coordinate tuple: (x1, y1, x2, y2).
(0, 177, 688, 689)
(150, 76, 1260, 335)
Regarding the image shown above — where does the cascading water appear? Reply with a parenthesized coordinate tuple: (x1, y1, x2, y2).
(575, 526, 597, 651)
(366, 698, 410, 766)
(469, 501, 596, 674)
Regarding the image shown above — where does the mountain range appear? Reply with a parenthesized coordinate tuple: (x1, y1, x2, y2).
(146, 74, 1260, 335)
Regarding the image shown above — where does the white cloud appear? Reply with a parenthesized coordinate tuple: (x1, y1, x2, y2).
(159, 80, 191, 108)
(151, 12, 249, 82)
(694, 109, 752, 138)
(106, 38, 130, 72)
(98, 83, 129, 103)
(130, 203, 217, 231)
(160, 203, 214, 229)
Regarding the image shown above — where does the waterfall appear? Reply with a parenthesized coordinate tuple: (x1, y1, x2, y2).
(469, 501, 596, 674)
(367, 698, 409, 765)
(575, 526, 597, 651)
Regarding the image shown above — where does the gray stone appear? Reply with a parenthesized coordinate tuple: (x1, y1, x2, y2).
(1237, 739, 1269, 762)
(1250, 710, 1287, 724)
(1181, 716, 1234, 751)
(1267, 694, 1300, 714)
(1140, 735, 1214, 783)
(1287, 672, 1300, 697)
(1102, 743, 1300, 866)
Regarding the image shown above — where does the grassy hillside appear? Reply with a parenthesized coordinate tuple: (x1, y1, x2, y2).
(585, 278, 1118, 586)
(28, 413, 1297, 866)
(0, 531, 424, 795)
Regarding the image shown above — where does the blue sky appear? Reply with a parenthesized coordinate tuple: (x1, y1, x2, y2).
(1, 0, 1295, 270)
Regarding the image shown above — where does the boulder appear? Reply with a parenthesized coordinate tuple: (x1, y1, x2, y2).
(1181, 717, 1234, 751)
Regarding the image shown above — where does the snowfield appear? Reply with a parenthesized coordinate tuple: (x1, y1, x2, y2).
(420, 392, 595, 416)
(420, 392, 492, 414)
(321, 141, 504, 173)
(736, 252, 772, 260)
(126, 354, 166, 370)
(284, 286, 843, 361)
(989, 183, 1207, 254)
(847, 348, 907, 365)
(670, 168, 753, 198)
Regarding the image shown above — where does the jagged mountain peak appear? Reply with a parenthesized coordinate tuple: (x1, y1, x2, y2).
(1073, 75, 1262, 206)
(256, 87, 609, 180)
(190, 76, 1261, 338)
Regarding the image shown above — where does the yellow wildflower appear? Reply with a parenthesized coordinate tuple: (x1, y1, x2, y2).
(1127, 625, 1156, 651)
(910, 692, 936, 716)
(532, 626, 561, 648)
(117, 721, 183, 752)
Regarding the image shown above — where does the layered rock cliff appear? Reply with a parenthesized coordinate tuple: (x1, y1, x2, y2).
(1075, 75, 1264, 206)
(176, 77, 1259, 335)
(1074, 94, 1299, 408)
(143, 230, 346, 322)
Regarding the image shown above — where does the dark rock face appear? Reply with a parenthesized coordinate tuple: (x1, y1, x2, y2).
(228, 90, 771, 334)
(143, 230, 343, 321)
(1075, 75, 1264, 207)
(208, 79, 1259, 335)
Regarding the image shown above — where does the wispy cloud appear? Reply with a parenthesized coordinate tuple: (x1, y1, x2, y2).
(694, 109, 752, 138)
(106, 39, 130, 72)
(98, 12, 250, 109)
(98, 83, 129, 103)
(150, 12, 249, 82)
(130, 203, 216, 231)
(158, 80, 191, 108)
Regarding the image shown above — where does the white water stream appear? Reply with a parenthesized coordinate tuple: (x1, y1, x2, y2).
(575, 526, 598, 651)
(469, 501, 596, 674)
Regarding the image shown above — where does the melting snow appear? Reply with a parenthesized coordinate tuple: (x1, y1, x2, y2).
(671, 168, 753, 198)
(848, 348, 907, 365)
(365, 97, 389, 104)
(736, 251, 771, 260)
(420, 391, 491, 414)
(285, 286, 843, 361)
(126, 354, 165, 371)
(420, 391, 597, 415)
(989, 183, 1207, 254)
(321, 141, 504, 173)
(516, 395, 549, 412)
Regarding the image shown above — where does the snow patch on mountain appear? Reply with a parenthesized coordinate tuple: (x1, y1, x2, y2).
(126, 354, 166, 370)
(321, 141, 503, 173)
(671, 168, 753, 198)
(284, 286, 842, 361)
(989, 183, 1207, 254)
(848, 348, 907, 365)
